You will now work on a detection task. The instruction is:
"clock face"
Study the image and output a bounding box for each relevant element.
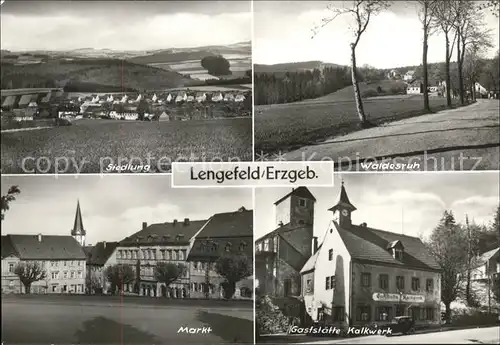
[341,209,349,216]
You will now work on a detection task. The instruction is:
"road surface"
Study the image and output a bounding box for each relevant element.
[283,100,500,171]
[302,326,499,344]
[1,296,253,344]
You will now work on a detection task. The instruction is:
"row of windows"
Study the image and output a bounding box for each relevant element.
[201,241,248,253]
[361,273,434,292]
[356,305,437,322]
[192,262,216,271]
[256,237,278,252]
[117,249,187,261]
[50,271,84,279]
[51,284,84,293]
[140,266,188,278]
[49,260,83,267]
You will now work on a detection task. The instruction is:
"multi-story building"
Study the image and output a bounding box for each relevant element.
[1,235,22,294]
[300,182,442,327]
[115,218,207,298]
[187,207,254,300]
[86,241,119,294]
[472,247,500,281]
[4,233,86,294]
[255,187,316,298]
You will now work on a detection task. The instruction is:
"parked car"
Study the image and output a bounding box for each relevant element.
[386,316,415,336]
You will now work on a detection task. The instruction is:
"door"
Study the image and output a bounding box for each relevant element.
[284,279,292,296]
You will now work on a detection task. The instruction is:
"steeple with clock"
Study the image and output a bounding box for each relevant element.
[328,181,356,227]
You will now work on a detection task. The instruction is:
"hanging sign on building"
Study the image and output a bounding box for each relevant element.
[372,292,425,303]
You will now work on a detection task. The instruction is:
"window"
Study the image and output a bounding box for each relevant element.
[273,237,278,252]
[376,307,392,321]
[410,307,421,320]
[356,306,371,321]
[425,308,435,321]
[9,280,14,287]
[361,273,371,287]
[51,272,58,279]
[78,271,83,278]
[63,271,68,279]
[179,251,184,260]
[396,276,405,290]
[257,242,262,251]
[70,271,75,279]
[426,279,434,293]
[299,198,306,207]
[328,249,333,261]
[325,276,335,290]
[394,249,403,260]
[78,261,81,266]
[306,279,312,293]
[52,285,57,292]
[333,307,345,321]
[64,261,67,267]
[193,262,198,270]
[172,251,177,260]
[8,263,14,273]
[411,277,420,291]
[379,274,389,290]
[395,305,405,317]
[264,239,269,251]
[325,276,331,290]
[298,219,305,225]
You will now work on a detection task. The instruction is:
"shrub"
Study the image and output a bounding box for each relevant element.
[256,296,290,335]
[362,89,379,98]
[376,86,384,93]
[55,118,72,126]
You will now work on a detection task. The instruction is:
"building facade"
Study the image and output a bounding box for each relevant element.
[255,187,316,298]
[187,208,254,300]
[86,241,119,294]
[300,183,442,327]
[1,236,22,294]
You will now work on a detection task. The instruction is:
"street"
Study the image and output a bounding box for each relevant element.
[283,99,500,171]
[1,296,254,344]
[301,326,500,344]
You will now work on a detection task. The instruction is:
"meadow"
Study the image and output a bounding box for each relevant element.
[254,95,457,155]
[1,117,252,173]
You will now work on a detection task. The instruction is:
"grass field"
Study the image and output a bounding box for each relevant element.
[1,294,253,344]
[1,118,252,173]
[255,94,458,155]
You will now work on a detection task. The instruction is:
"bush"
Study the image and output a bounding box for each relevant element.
[256,296,290,335]
[55,118,72,126]
[362,89,379,98]
[376,86,384,93]
[452,310,498,326]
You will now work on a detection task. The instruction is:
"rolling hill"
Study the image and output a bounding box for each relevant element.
[0,58,194,91]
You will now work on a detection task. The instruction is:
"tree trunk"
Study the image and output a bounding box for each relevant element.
[25,283,31,294]
[445,34,452,108]
[423,27,430,112]
[350,44,367,124]
[457,35,465,105]
[445,302,451,324]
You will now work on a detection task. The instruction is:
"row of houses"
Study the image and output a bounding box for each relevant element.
[255,185,500,328]
[80,91,248,106]
[1,201,254,300]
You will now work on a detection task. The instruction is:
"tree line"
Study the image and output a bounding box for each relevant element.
[254,66,353,105]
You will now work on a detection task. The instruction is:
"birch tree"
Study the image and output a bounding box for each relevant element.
[312,0,392,127]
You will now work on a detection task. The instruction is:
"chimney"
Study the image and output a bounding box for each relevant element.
[142,222,147,230]
[38,233,43,242]
[103,241,106,249]
[184,218,190,226]
[312,236,318,255]
[173,219,178,226]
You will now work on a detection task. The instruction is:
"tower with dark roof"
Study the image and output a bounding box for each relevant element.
[328,181,357,227]
[71,200,86,246]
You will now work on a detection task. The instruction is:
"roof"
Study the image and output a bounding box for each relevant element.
[87,241,119,266]
[1,235,19,259]
[336,223,441,271]
[274,187,316,205]
[300,245,322,274]
[477,247,500,266]
[187,209,253,260]
[256,222,312,242]
[328,182,356,212]
[7,234,86,260]
[120,219,208,246]
[194,208,253,238]
[71,200,86,236]
[2,95,17,108]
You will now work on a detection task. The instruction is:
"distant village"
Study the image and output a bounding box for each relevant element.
[0,89,252,123]
[386,69,492,98]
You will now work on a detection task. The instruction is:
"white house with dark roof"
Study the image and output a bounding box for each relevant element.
[196,92,207,103]
[211,92,223,102]
[4,234,86,294]
[472,247,500,281]
[175,91,188,103]
[403,70,415,82]
[224,93,235,102]
[300,183,441,328]
[235,93,246,103]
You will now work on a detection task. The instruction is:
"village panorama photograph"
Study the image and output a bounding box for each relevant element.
[1,175,254,344]
[253,0,500,171]
[254,173,500,344]
[0,0,252,174]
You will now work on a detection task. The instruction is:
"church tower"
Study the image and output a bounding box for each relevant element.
[71,200,86,246]
[328,181,357,228]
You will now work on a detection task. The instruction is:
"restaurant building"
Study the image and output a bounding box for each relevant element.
[300,182,442,327]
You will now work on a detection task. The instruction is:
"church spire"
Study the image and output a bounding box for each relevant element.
[71,200,86,246]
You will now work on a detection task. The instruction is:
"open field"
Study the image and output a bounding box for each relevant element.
[255,95,458,155]
[1,294,254,344]
[164,84,252,92]
[1,117,252,173]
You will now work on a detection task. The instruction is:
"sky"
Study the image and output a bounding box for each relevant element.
[255,172,500,241]
[253,1,500,68]
[1,175,253,246]
[0,1,251,51]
